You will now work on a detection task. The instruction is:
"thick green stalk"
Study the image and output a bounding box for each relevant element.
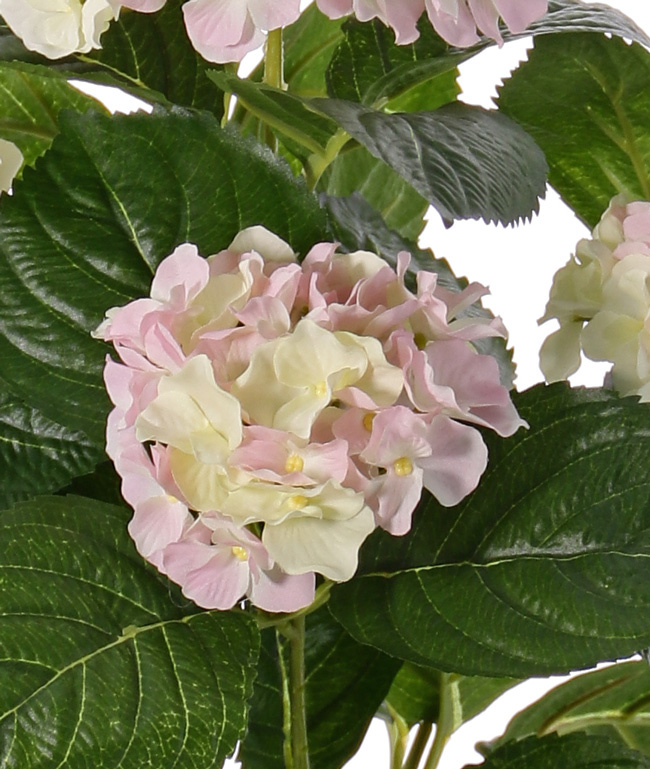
[402,722,433,769]
[264,27,285,89]
[288,615,310,769]
[422,674,461,769]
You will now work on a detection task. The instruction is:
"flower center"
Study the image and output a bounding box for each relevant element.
[393,457,413,476]
[285,453,304,473]
[362,412,375,432]
[231,546,248,561]
[288,494,309,511]
[313,380,328,398]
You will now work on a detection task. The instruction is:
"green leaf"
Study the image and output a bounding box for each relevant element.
[84,0,223,115]
[58,460,125,508]
[283,4,346,98]
[312,99,548,225]
[239,606,400,769]
[0,495,260,768]
[322,192,516,388]
[0,61,102,168]
[479,733,650,768]
[324,1,649,110]
[209,71,338,158]
[0,106,326,444]
[386,663,517,728]
[488,661,650,755]
[0,384,101,510]
[498,33,650,227]
[326,17,460,109]
[319,144,428,239]
[330,384,650,677]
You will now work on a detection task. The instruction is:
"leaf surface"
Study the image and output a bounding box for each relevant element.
[313,99,548,225]
[498,33,650,227]
[0,495,260,768]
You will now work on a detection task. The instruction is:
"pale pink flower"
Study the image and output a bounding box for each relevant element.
[316,0,548,48]
[98,226,523,612]
[122,0,301,62]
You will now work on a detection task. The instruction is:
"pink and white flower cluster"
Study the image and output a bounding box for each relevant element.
[316,0,548,47]
[540,195,650,401]
[96,226,525,613]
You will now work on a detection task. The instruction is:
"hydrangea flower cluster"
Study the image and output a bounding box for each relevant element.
[96,226,525,613]
[316,0,548,48]
[0,0,548,62]
[540,195,650,400]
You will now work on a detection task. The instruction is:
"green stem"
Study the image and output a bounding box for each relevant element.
[304,129,350,190]
[402,722,433,769]
[385,703,409,769]
[288,615,310,769]
[264,27,285,89]
[422,674,460,769]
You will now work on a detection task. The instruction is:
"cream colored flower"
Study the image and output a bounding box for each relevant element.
[0,139,22,193]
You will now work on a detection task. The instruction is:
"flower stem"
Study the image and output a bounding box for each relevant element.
[402,721,433,769]
[264,27,285,89]
[287,615,310,769]
[422,674,460,769]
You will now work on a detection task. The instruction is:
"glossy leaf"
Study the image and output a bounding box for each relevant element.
[0,495,260,768]
[325,1,649,109]
[240,606,400,769]
[0,106,326,444]
[489,661,650,755]
[479,733,650,768]
[322,192,516,388]
[330,384,650,677]
[84,0,223,114]
[386,663,517,728]
[313,99,548,225]
[498,33,650,227]
[0,61,102,168]
[0,384,101,509]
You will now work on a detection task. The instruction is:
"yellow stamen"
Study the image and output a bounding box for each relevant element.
[362,412,376,432]
[313,380,328,398]
[285,453,304,473]
[231,546,248,561]
[166,494,179,504]
[288,494,309,511]
[393,457,414,476]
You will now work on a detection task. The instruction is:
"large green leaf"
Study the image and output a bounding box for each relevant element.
[240,606,400,769]
[325,1,649,110]
[0,495,260,768]
[0,384,101,510]
[0,61,102,168]
[330,384,650,677]
[83,0,223,114]
[322,192,516,388]
[312,99,548,225]
[479,733,650,768]
[489,661,650,755]
[386,663,517,728]
[498,33,650,227]
[0,106,326,444]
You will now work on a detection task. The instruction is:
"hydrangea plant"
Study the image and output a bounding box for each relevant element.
[1,2,650,769]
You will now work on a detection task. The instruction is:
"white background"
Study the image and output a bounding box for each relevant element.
[74,2,650,766]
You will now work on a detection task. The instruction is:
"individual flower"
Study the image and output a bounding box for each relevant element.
[0,139,22,194]
[120,0,301,63]
[315,0,548,48]
[0,0,120,58]
[96,225,524,612]
[540,194,650,400]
